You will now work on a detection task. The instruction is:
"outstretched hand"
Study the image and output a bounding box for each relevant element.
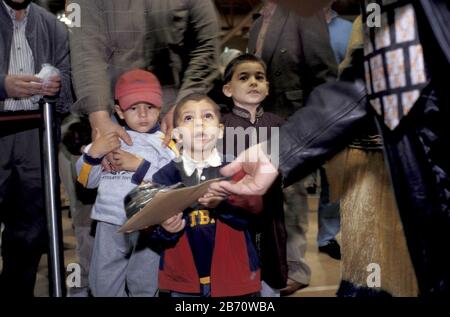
[209,143,279,196]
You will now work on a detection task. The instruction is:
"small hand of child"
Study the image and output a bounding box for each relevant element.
[198,192,227,209]
[88,128,121,159]
[111,149,142,172]
[161,212,186,233]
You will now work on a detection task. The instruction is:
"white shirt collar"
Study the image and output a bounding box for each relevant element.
[181,148,222,177]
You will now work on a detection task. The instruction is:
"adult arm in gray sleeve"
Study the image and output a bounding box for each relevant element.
[68,0,111,115]
[175,0,220,103]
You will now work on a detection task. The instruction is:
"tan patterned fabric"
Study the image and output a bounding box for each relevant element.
[364,1,428,130]
[338,148,418,296]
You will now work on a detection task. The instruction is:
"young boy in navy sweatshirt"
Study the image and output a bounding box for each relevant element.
[149,93,261,297]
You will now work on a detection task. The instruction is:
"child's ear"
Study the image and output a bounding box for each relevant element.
[222,83,233,98]
[115,105,125,120]
[265,81,270,96]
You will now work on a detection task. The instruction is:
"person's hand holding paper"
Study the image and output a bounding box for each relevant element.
[161,212,186,233]
[119,178,222,233]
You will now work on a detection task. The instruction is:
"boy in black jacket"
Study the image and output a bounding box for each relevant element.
[221,54,287,297]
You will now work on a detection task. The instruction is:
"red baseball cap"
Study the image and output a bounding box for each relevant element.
[115,69,162,111]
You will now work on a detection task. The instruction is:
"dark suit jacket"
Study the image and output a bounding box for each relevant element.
[248,5,338,118]
[0,3,72,113]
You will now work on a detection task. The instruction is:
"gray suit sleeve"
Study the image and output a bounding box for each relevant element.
[69,0,112,115]
[175,0,220,104]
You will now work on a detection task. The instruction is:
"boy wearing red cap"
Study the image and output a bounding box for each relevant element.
[75,69,177,297]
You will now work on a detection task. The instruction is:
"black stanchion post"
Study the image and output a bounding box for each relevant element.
[41,99,65,297]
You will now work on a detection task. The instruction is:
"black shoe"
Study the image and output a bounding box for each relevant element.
[319,239,341,260]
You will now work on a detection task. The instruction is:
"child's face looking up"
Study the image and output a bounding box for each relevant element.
[115,103,160,133]
[223,61,269,108]
[174,100,223,157]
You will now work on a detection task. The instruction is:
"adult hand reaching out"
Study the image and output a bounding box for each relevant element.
[209,143,279,196]
[87,128,121,159]
[89,110,132,171]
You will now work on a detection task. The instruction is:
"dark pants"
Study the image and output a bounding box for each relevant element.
[0,119,48,297]
[380,86,450,295]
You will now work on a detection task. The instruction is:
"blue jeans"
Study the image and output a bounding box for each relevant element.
[317,167,340,247]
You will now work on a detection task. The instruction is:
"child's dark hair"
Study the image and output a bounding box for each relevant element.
[223,53,267,84]
[173,93,221,127]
